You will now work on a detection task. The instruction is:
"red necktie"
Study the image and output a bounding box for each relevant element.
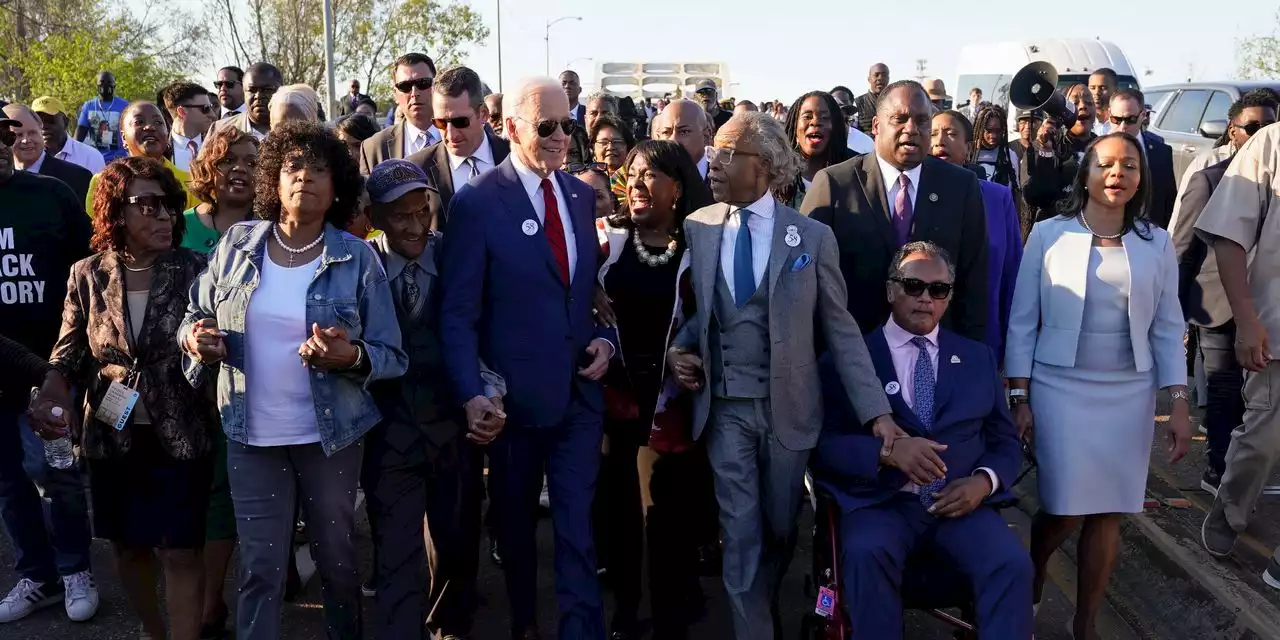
[540,178,570,284]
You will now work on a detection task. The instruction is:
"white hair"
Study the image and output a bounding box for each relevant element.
[724,112,803,192]
[269,84,320,123]
[585,91,618,113]
[509,76,564,122]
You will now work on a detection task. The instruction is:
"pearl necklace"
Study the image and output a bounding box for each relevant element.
[272,224,324,267]
[122,262,153,272]
[632,232,678,267]
[1078,212,1124,240]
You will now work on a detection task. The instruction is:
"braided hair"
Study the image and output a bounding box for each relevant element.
[777,90,851,205]
[969,104,1019,188]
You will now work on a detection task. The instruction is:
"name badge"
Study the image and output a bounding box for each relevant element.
[94,380,139,431]
[815,586,837,618]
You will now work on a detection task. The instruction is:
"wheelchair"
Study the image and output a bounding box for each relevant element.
[800,442,1037,640]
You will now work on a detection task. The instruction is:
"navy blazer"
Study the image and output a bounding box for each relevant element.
[1143,132,1177,229]
[440,157,617,428]
[812,326,1022,515]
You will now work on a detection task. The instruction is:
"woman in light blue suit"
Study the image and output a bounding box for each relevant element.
[1005,133,1192,639]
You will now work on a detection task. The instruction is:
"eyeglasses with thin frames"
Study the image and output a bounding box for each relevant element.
[705,146,760,167]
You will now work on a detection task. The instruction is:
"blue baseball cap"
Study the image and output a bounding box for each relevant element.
[366,159,432,204]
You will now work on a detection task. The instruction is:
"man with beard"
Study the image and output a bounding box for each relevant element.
[31,97,103,174]
[85,101,200,213]
[209,62,279,141]
[855,63,890,133]
[214,66,247,119]
[75,71,129,162]
[800,80,988,343]
[361,53,442,175]
[693,79,731,132]
[0,113,98,626]
[2,104,92,203]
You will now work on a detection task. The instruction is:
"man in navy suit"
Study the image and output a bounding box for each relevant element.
[811,241,1032,640]
[1109,89,1176,228]
[441,76,615,640]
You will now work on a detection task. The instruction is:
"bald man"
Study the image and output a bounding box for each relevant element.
[441,76,616,640]
[3,104,92,203]
[855,63,890,133]
[734,100,759,115]
[653,98,714,182]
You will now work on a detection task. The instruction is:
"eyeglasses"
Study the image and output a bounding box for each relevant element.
[124,194,172,218]
[705,146,760,167]
[1235,121,1274,136]
[432,115,472,131]
[514,116,576,138]
[180,103,213,115]
[394,77,434,94]
[1109,114,1141,126]
[594,137,627,149]
[890,277,953,300]
[569,162,609,175]
[213,80,239,89]
[0,127,14,147]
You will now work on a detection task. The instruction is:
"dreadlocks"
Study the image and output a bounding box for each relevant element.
[969,104,1019,189]
[777,90,851,206]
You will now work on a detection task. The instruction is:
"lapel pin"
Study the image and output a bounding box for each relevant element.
[950,355,961,364]
[521,219,538,236]
[885,381,901,395]
[929,193,939,202]
[571,193,578,199]
[786,224,798,235]
[784,233,801,247]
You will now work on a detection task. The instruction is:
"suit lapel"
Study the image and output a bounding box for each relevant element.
[493,162,562,286]
[932,331,956,418]
[557,171,595,290]
[390,122,405,160]
[433,144,455,203]
[910,160,942,242]
[857,155,898,249]
[766,204,799,297]
[695,204,727,316]
[866,330,924,434]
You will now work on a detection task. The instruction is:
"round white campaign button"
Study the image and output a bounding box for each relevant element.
[885,381,901,395]
[784,233,801,247]
[521,219,539,236]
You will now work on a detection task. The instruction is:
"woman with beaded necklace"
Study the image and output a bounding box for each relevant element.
[592,140,714,640]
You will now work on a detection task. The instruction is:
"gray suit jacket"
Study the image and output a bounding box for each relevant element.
[676,201,891,450]
[208,112,266,140]
[359,121,407,175]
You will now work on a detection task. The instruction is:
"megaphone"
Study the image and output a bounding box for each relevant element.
[1011,61,1077,130]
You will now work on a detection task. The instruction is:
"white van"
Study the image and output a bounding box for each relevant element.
[954,39,1141,133]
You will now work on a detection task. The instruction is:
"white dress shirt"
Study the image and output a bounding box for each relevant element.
[510,153,578,282]
[171,132,202,171]
[404,121,442,156]
[847,125,875,154]
[719,191,776,301]
[883,315,999,495]
[876,154,922,218]
[448,134,495,188]
[23,151,46,173]
[51,137,105,174]
[696,156,709,180]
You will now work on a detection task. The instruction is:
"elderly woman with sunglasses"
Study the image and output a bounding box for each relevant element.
[178,121,406,640]
[32,157,217,640]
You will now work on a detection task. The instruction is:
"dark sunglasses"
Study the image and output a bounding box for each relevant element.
[212,80,239,89]
[891,277,953,300]
[180,103,213,114]
[432,115,472,130]
[0,127,14,147]
[1235,121,1274,136]
[518,116,576,138]
[394,77,434,93]
[1109,114,1141,126]
[124,194,171,218]
[569,162,609,175]
[839,104,857,117]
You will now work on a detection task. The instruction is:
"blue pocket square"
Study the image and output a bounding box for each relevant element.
[791,254,812,271]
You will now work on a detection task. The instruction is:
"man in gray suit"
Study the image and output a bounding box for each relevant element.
[666,112,900,640]
[360,52,442,175]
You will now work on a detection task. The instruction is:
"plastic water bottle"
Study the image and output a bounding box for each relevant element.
[43,407,74,470]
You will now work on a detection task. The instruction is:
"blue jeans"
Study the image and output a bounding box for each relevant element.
[0,407,92,582]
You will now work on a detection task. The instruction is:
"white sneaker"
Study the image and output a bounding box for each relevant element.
[62,571,98,622]
[0,578,62,623]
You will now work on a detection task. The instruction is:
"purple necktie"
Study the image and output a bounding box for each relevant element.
[893,173,914,246]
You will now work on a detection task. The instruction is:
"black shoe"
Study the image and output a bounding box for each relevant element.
[489,538,503,567]
[1202,468,1222,496]
[697,543,722,576]
[283,556,302,602]
[609,632,636,640]
[199,604,229,640]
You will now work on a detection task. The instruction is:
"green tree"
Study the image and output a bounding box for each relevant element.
[210,0,489,109]
[1236,9,1280,79]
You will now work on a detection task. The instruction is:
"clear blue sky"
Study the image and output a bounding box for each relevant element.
[152,0,1280,100]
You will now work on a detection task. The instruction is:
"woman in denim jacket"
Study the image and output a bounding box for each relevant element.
[178,121,407,640]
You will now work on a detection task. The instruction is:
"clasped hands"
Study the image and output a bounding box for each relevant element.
[873,417,987,518]
[185,319,360,371]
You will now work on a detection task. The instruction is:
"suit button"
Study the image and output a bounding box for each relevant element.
[313,294,322,301]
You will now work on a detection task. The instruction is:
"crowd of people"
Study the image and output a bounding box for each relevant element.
[0,50,1277,640]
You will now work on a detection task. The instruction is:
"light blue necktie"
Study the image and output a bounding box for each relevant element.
[911,336,945,508]
[733,209,756,308]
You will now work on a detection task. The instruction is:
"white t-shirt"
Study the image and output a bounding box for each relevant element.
[245,254,323,446]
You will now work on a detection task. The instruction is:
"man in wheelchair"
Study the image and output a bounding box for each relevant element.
[811,241,1033,639]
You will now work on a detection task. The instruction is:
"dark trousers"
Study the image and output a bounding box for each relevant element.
[361,422,481,639]
[0,408,91,583]
[838,495,1033,640]
[1199,322,1245,474]
[490,399,606,639]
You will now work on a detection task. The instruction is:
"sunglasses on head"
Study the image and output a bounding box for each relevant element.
[1235,121,1273,136]
[394,77,434,93]
[517,116,576,138]
[891,277,953,300]
[213,80,239,89]
[0,127,15,147]
[125,194,171,218]
[1109,114,1141,126]
[432,115,472,130]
